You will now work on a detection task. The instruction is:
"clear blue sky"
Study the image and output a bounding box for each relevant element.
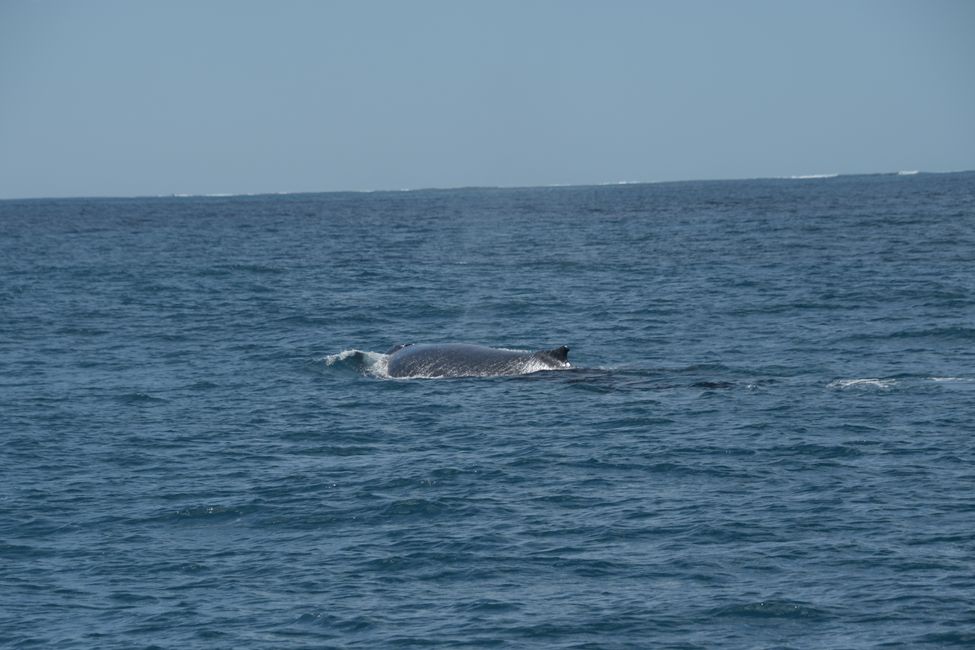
[1,0,973,198]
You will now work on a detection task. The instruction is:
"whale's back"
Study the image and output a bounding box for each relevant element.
[385,343,569,378]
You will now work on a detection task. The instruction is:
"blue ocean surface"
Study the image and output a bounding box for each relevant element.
[2,172,974,648]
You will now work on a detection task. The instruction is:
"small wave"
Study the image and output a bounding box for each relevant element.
[787,173,839,180]
[171,505,255,523]
[116,392,169,404]
[136,504,258,526]
[185,380,219,391]
[709,600,832,620]
[861,327,975,341]
[377,497,463,518]
[827,378,896,390]
[897,170,920,175]
[773,443,863,459]
[210,263,285,275]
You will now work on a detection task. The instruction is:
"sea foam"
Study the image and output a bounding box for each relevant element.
[827,378,897,390]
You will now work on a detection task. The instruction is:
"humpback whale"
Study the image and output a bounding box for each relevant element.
[385,343,570,378]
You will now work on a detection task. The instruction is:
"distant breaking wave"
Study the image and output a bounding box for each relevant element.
[779,171,927,181]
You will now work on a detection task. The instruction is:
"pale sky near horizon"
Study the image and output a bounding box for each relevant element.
[1,0,973,199]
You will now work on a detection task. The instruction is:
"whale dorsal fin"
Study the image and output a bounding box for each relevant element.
[542,345,569,363]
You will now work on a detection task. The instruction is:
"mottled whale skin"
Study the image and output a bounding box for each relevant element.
[385,343,570,378]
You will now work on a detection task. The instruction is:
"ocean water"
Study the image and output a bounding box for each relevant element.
[2,172,974,648]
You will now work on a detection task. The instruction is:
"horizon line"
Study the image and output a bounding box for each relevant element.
[1,168,971,202]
